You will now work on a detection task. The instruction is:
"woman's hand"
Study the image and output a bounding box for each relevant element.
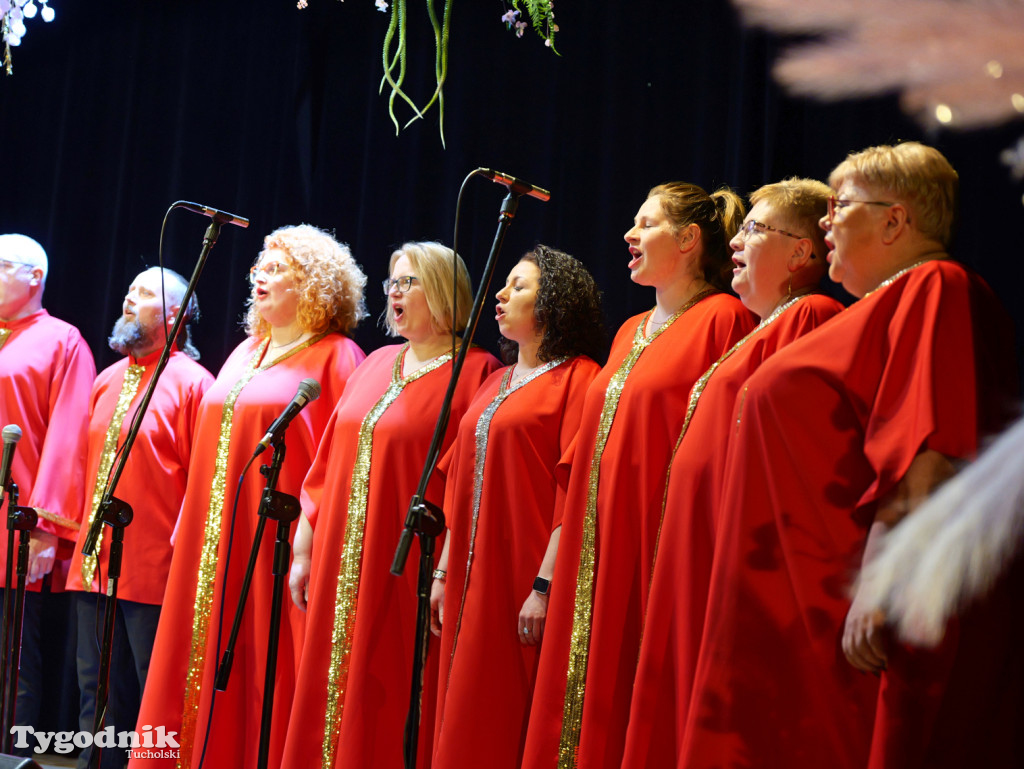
[430,578,446,637]
[289,514,314,611]
[843,588,888,673]
[518,590,548,646]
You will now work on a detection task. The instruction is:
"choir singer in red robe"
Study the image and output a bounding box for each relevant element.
[283,242,500,769]
[429,246,606,769]
[132,225,367,769]
[621,178,844,769]
[521,183,757,769]
[680,142,1018,769]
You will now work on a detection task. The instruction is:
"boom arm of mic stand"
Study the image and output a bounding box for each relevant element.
[83,218,223,557]
[391,192,521,576]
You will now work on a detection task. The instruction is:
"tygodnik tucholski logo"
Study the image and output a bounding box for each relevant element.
[9,724,180,759]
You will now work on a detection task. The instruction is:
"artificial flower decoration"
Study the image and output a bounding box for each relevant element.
[1,0,55,74]
[299,0,558,144]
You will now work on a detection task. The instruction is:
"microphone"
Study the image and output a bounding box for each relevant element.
[477,169,551,202]
[251,379,321,458]
[1,424,22,493]
[172,200,250,229]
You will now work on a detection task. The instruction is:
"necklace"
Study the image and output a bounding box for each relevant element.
[269,330,306,349]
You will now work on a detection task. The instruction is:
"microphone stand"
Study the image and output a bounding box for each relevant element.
[81,217,225,769]
[213,437,300,769]
[0,483,36,754]
[390,189,524,769]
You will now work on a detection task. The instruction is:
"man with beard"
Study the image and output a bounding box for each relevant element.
[66,267,213,769]
[0,233,95,748]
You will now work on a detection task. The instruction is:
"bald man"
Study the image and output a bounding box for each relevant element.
[0,233,96,743]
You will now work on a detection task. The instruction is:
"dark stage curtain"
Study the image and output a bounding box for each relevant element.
[1,0,1020,375]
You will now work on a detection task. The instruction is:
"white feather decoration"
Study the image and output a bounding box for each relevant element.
[856,416,1024,647]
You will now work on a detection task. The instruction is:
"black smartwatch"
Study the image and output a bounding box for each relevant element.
[532,576,551,595]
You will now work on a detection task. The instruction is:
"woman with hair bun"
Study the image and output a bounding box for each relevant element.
[521,183,757,769]
[429,245,606,769]
[134,224,368,769]
[283,241,501,769]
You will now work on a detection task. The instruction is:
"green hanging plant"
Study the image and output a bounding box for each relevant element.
[298,0,559,145]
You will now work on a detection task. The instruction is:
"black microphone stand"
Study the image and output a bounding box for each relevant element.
[390,188,525,769]
[81,217,225,769]
[0,482,36,754]
[213,437,300,769]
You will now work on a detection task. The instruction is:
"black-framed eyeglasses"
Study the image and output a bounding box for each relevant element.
[827,196,896,220]
[382,275,419,295]
[737,219,804,242]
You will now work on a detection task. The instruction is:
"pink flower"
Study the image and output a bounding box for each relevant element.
[375,0,388,10]
[500,9,519,24]
[515,20,527,37]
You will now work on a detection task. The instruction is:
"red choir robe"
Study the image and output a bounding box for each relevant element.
[0,309,95,587]
[131,332,365,769]
[620,294,844,769]
[281,344,500,769]
[433,355,600,769]
[680,260,1018,769]
[65,347,214,604]
[522,293,756,769]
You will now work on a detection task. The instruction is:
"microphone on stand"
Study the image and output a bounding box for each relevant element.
[251,379,321,459]
[0,424,22,494]
[172,200,251,229]
[477,169,551,202]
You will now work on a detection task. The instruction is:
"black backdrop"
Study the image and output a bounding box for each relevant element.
[1,0,1022,374]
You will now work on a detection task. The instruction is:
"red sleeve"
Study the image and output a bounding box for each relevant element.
[860,264,1000,507]
[551,358,601,530]
[30,328,96,545]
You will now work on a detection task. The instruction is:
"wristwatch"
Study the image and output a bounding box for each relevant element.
[532,576,551,595]
[432,569,447,581]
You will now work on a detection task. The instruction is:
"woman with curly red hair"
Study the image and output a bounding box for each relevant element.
[133,224,368,769]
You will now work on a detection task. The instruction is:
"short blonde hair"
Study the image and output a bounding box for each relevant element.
[245,224,367,338]
[750,177,832,259]
[383,241,472,337]
[828,141,958,247]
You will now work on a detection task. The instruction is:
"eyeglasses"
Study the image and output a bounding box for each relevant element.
[248,261,288,284]
[827,196,896,220]
[737,219,804,242]
[0,258,33,273]
[382,276,419,295]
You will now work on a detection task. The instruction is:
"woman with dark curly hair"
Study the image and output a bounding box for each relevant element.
[521,183,757,769]
[134,224,367,769]
[428,246,605,769]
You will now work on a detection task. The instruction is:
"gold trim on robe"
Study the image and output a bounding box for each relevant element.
[558,290,715,769]
[80,363,145,589]
[321,344,454,769]
[442,357,568,708]
[178,332,326,769]
[0,328,11,351]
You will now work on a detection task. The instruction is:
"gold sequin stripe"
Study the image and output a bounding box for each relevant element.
[321,344,454,769]
[80,363,145,589]
[441,358,568,709]
[643,293,815,612]
[0,328,11,351]
[178,332,325,769]
[558,289,715,769]
[865,258,932,297]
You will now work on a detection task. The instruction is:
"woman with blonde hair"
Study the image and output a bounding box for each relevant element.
[133,224,367,769]
[521,183,757,769]
[680,142,1017,769]
[622,178,844,768]
[283,241,500,768]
